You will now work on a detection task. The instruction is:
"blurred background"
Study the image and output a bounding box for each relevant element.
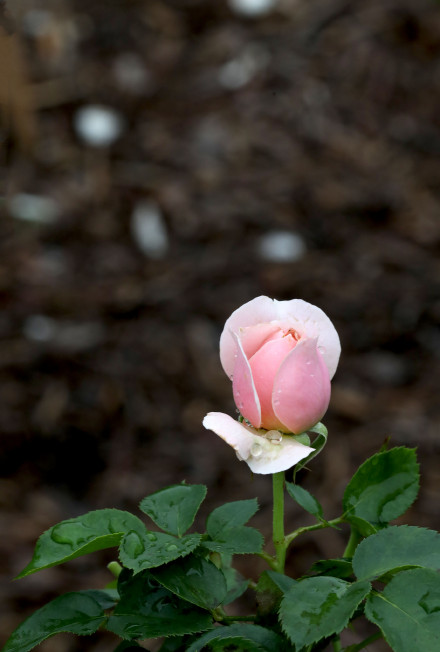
[1,0,440,649]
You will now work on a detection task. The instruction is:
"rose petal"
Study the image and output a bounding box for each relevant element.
[203,412,314,474]
[232,335,261,428]
[220,296,277,378]
[273,299,341,379]
[239,322,282,363]
[248,335,296,431]
[272,338,331,434]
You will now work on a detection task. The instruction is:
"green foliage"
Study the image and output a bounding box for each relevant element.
[256,571,296,615]
[202,526,263,555]
[279,577,371,647]
[119,530,201,573]
[186,624,286,652]
[139,484,207,537]
[365,568,440,651]
[207,499,259,535]
[353,525,440,580]
[285,483,323,519]
[293,422,328,480]
[6,445,440,652]
[220,555,248,605]
[151,554,228,609]
[343,447,419,526]
[345,516,378,537]
[17,509,146,578]
[203,499,263,555]
[106,570,213,639]
[2,590,117,652]
[307,559,353,579]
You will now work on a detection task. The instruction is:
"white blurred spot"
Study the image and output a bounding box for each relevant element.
[21,9,53,36]
[113,53,151,95]
[228,0,278,18]
[74,105,124,147]
[23,316,105,351]
[23,315,57,342]
[8,194,59,224]
[257,230,306,262]
[131,201,169,259]
[219,44,269,89]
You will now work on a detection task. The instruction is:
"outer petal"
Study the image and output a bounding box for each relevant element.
[273,338,331,434]
[220,296,277,378]
[232,335,261,428]
[203,412,314,475]
[273,299,340,379]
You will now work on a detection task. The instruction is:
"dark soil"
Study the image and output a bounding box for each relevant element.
[1,0,440,650]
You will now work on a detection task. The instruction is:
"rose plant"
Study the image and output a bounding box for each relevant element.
[3,297,440,652]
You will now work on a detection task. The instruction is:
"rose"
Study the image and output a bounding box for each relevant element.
[203,296,341,474]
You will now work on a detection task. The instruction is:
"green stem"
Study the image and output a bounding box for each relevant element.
[332,635,342,651]
[346,631,382,651]
[285,517,344,547]
[221,615,258,623]
[273,471,286,572]
[343,526,363,559]
[257,550,278,570]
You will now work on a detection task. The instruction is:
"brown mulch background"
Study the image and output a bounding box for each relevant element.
[1,0,440,650]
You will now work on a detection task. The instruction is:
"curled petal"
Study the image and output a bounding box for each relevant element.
[273,299,341,379]
[203,412,314,475]
[220,296,277,378]
[273,338,331,434]
[248,335,296,431]
[232,335,261,428]
[238,322,282,365]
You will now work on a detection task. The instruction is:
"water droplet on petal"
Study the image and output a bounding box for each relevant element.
[266,430,283,445]
[250,443,263,457]
[318,345,326,354]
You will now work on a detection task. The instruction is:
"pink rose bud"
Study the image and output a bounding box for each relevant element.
[220,296,340,434]
[203,296,340,474]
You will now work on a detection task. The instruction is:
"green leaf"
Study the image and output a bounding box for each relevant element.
[119,530,201,573]
[353,525,440,581]
[202,526,263,555]
[17,509,146,578]
[159,637,188,651]
[256,571,296,615]
[107,571,213,639]
[204,499,262,555]
[139,484,207,537]
[206,499,259,537]
[151,554,227,609]
[343,447,419,526]
[293,422,327,480]
[265,570,296,594]
[186,624,285,652]
[285,483,323,519]
[365,568,440,651]
[2,590,116,652]
[346,516,378,538]
[279,577,371,647]
[221,561,248,605]
[307,559,353,579]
